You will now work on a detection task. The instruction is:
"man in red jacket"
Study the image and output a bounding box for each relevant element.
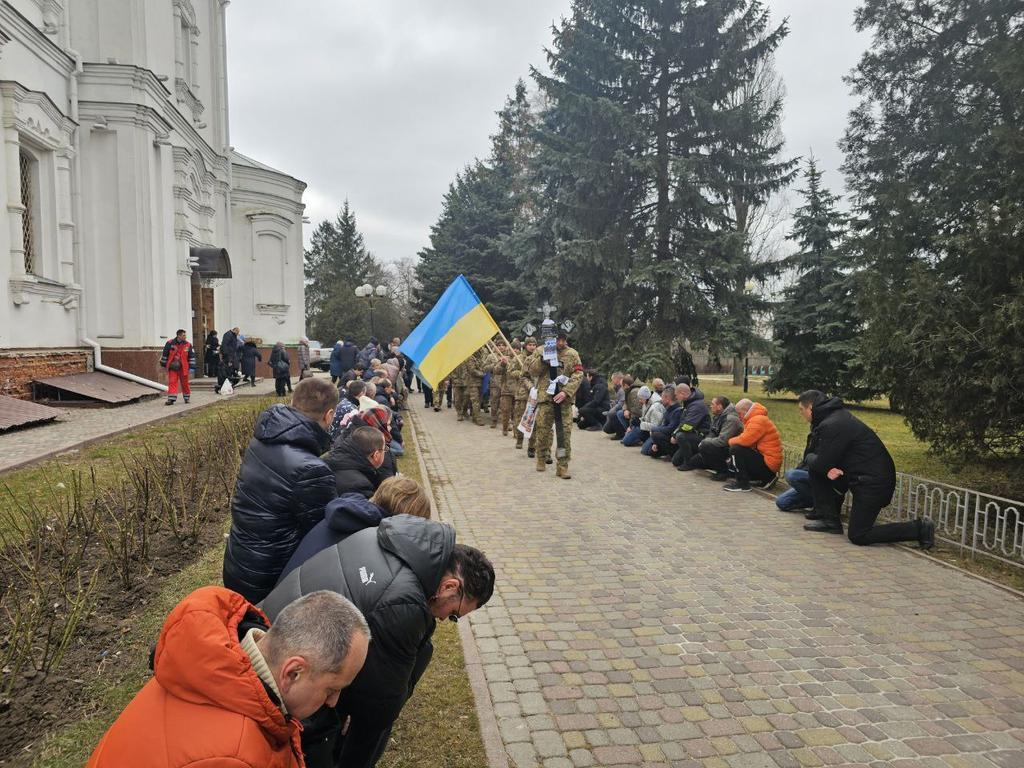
[160,329,196,405]
[87,587,370,768]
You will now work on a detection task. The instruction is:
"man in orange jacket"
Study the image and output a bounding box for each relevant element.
[725,399,783,492]
[87,587,369,768]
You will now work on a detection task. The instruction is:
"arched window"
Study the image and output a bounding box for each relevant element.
[19,148,39,275]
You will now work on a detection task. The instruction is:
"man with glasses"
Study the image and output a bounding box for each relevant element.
[260,515,495,768]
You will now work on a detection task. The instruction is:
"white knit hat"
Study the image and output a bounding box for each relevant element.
[638,386,652,400]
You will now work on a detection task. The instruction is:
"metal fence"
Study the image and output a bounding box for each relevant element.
[778,444,1024,571]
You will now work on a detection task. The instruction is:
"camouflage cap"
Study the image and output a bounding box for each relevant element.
[524,336,538,345]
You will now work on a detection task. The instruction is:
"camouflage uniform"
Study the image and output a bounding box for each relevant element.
[485,347,513,432]
[510,346,536,450]
[451,360,469,421]
[463,349,486,425]
[527,342,584,477]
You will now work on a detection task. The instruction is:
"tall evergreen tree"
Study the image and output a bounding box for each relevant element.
[843,0,1024,457]
[522,0,791,366]
[766,160,877,400]
[304,201,401,343]
[414,83,535,332]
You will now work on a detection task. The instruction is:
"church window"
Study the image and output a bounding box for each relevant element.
[19,148,39,275]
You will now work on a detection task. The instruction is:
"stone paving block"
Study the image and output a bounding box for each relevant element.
[413,412,1024,768]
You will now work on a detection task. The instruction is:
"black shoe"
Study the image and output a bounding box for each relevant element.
[709,471,730,482]
[919,518,935,550]
[527,449,535,458]
[676,464,695,472]
[804,511,824,520]
[758,474,778,490]
[804,519,844,534]
[214,388,220,394]
[183,397,190,404]
[165,398,175,405]
[546,458,553,465]
[723,481,752,493]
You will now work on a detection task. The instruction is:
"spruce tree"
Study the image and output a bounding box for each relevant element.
[843,0,1024,457]
[766,160,877,400]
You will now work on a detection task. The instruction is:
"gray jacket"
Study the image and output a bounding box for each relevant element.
[639,400,666,432]
[699,404,743,450]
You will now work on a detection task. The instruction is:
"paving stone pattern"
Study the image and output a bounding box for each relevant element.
[0,378,280,473]
[415,409,1024,768]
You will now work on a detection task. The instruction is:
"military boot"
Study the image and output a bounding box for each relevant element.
[515,436,523,449]
[527,447,535,458]
[556,464,572,480]
[536,457,547,472]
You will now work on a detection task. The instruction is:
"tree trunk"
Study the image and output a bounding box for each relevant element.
[732,354,744,387]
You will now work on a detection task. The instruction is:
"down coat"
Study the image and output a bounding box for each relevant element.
[87,587,302,768]
[699,404,744,450]
[223,404,336,604]
[728,402,783,472]
[261,515,455,768]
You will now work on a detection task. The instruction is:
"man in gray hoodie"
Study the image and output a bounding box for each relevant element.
[681,395,743,479]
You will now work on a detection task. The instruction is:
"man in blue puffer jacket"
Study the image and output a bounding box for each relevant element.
[223,378,338,603]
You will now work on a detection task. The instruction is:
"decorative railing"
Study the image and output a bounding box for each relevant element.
[778,444,1024,570]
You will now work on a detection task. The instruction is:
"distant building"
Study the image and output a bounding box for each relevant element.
[0,0,306,396]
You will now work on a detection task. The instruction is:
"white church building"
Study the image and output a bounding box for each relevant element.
[0,0,307,396]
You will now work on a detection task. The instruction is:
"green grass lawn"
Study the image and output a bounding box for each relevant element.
[698,376,1022,499]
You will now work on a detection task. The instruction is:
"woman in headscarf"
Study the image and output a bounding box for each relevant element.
[268,341,292,396]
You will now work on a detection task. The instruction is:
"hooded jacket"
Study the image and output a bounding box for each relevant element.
[728,402,783,471]
[675,388,711,435]
[223,404,336,604]
[261,516,455,768]
[805,397,896,490]
[87,587,302,768]
[700,404,744,450]
[582,375,610,412]
[324,437,384,498]
[220,329,240,366]
[278,493,385,581]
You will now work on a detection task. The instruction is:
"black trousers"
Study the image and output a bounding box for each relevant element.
[274,376,291,396]
[578,404,605,429]
[216,363,238,389]
[730,445,776,484]
[808,472,918,545]
[687,443,730,472]
[671,432,702,467]
[423,383,434,408]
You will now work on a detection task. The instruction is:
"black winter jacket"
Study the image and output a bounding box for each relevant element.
[223,405,335,603]
[220,329,240,366]
[676,388,711,435]
[583,376,610,411]
[324,437,383,498]
[278,493,384,581]
[261,516,455,768]
[805,397,896,490]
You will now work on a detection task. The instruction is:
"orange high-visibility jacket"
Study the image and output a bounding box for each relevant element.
[728,402,783,472]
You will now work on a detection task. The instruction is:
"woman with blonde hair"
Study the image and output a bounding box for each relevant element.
[278,476,431,580]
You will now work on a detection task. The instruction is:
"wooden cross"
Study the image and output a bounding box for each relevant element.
[537,302,558,319]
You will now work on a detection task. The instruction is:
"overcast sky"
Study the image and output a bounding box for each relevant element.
[227,1,868,262]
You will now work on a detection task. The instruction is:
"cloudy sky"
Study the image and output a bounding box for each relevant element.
[227,1,868,262]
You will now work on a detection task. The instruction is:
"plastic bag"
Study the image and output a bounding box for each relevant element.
[220,379,234,395]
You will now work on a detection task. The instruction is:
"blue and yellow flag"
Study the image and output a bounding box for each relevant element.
[401,275,500,389]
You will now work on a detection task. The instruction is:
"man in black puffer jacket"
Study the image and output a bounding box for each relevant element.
[324,425,386,497]
[798,390,934,549]
[223,378,339,603]
[261,515,496,768]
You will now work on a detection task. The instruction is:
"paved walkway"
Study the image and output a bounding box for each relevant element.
[415,409,1024,768]
[0,377,280,473]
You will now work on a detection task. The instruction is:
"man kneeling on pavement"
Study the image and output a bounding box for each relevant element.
[724,399,783,492]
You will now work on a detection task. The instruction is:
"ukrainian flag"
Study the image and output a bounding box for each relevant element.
[401,275,499,389]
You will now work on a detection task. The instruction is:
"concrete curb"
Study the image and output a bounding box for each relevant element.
[408,408,510,768]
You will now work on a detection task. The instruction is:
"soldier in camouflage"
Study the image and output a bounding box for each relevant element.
[510,337,538,451]
[451,359,469,421]
[528,330,584,478]
[485,339,514,433]
[464,348,487,426]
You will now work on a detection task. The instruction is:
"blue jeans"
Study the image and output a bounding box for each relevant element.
[622,427,647,447]
[776,469,813,510]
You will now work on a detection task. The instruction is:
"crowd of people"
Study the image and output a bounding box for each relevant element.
[426,328,936,552]
[95,339,496,768]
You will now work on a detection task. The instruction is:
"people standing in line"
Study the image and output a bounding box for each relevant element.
[160,329,196,405]
[511,337,538,452]
[241,337,262,387]
[270,342,293,397]
[223,378,339,604]
[216,326,241,393]
[85,588,370,768]
[203,330,219,379]
[298,336,312,380]
[798,390,935,549]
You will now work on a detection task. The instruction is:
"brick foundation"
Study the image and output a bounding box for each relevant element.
[101,348,166,383]
[0,349,91,400]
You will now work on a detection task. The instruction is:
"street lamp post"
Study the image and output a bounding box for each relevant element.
[354,283,388,338]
